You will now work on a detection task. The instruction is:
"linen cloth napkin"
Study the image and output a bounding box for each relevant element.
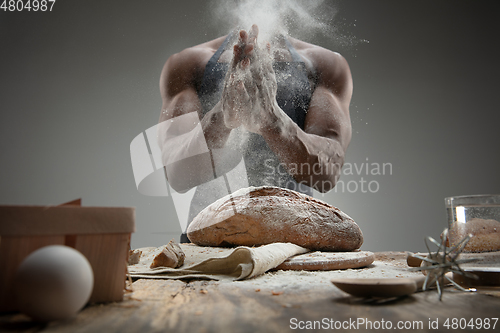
[128,242,309,281]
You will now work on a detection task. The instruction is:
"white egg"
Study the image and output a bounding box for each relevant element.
[14,245,94,322]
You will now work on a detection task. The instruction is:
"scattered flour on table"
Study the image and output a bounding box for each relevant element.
[229,258,424,291]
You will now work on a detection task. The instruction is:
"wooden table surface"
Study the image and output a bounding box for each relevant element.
[1,252,499,333]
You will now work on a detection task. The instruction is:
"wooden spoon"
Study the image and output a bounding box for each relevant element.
[332,274,455,298]
[331,278,419,298]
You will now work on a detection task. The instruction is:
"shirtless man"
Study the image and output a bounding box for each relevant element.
[157,25,352,239]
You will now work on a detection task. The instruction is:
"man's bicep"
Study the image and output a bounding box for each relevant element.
[304,85,352,150]
[158,59,203,151]
[159,51,203,122]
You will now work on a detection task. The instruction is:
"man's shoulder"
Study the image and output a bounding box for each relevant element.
[160,35,229,95]
[292,38,347,70]
[290,37,350,86]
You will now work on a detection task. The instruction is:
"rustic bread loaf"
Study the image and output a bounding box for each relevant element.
[187,186,363,251]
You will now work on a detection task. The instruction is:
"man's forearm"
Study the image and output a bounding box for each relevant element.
[261,109,345,193]
[201,101,233,149]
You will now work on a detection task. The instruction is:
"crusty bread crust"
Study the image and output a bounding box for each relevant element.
[187,186,363,251]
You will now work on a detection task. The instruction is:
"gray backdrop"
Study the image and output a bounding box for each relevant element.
[1,0,499,252]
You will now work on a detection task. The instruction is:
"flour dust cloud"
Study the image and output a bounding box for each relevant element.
[209,0,338,45]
